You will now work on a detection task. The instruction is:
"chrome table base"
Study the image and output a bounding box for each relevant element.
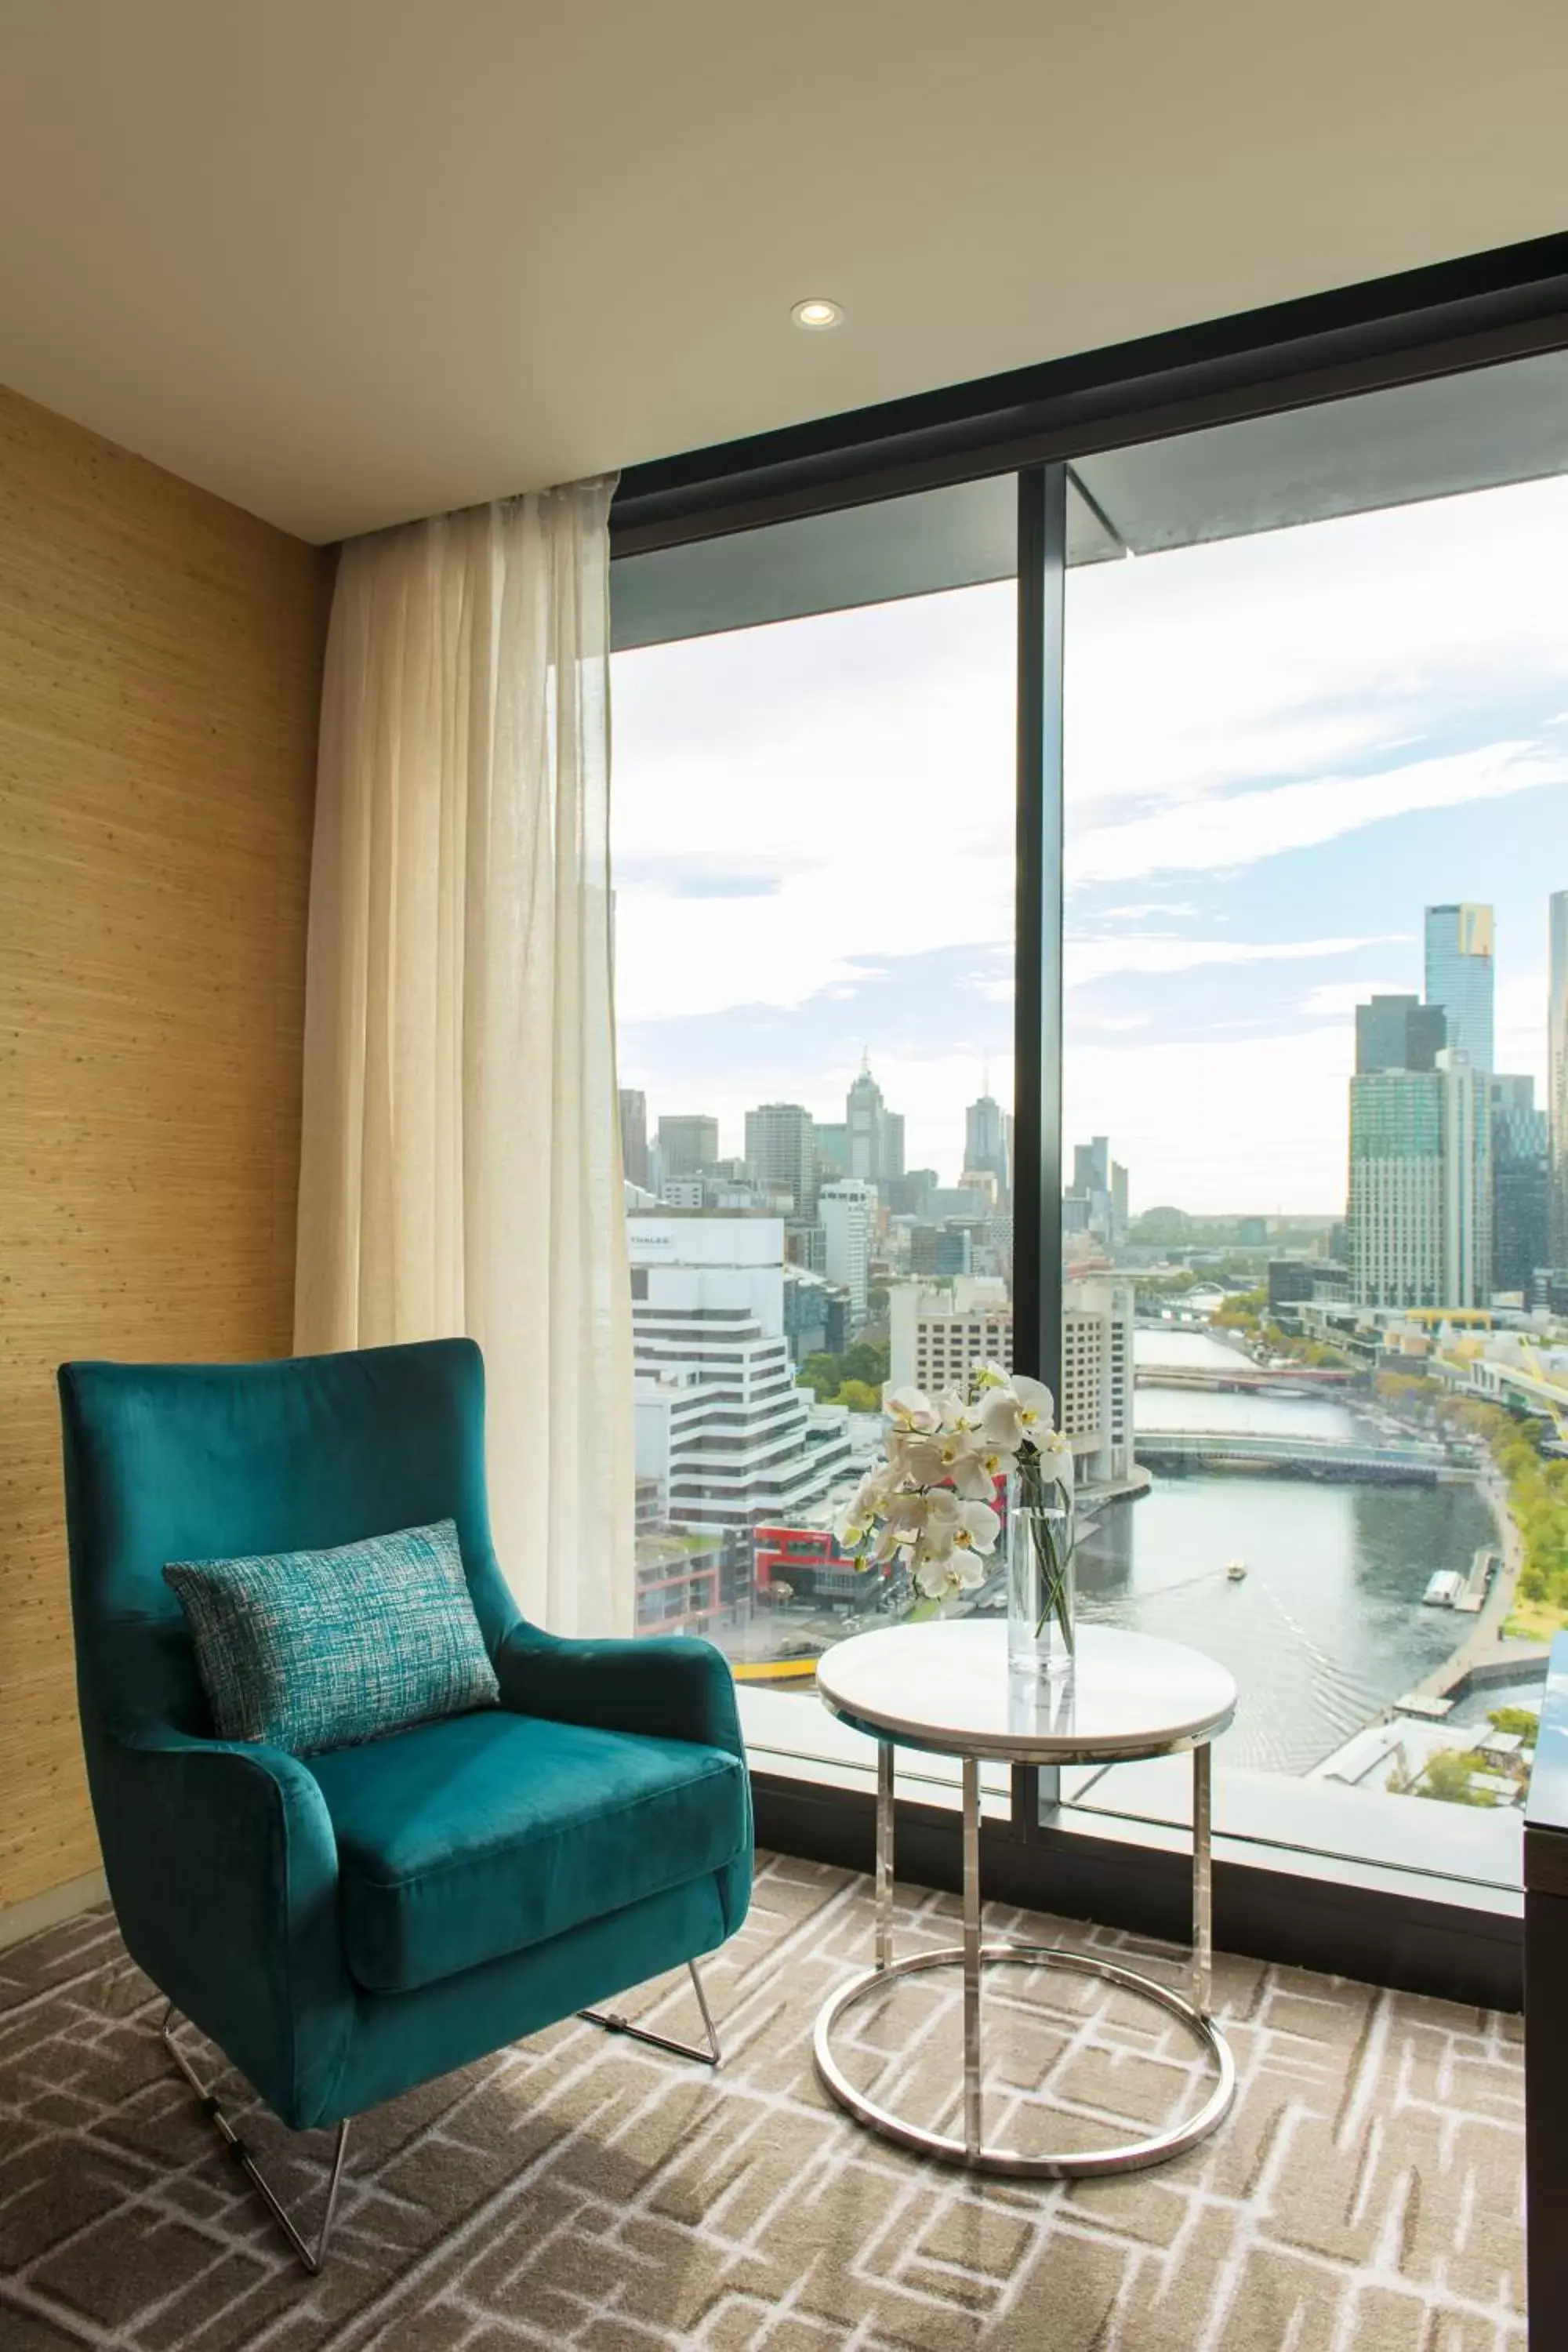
[813,1744,1236,2177]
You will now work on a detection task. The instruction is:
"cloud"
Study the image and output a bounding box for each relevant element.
[1067,741,1566,887]
[615,851,816,899]
[1065,931,1403,987]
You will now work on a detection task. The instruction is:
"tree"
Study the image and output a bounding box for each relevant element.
[1488,1706,1540,1744]
[836,1379,883,1413]
[1416,1749,1496,1807]
[842,1339,889,1388]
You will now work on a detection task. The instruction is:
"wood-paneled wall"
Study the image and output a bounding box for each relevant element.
[0,384,332,1911]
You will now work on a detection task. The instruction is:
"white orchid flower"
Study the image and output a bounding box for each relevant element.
[1035,1429,1076,1490]
[924,1490,1001,1558]
[1011,1374,1055,1431]
[933,1388,970,1432]
[913,1548,956,1599]
[889,1429,949,1487]
[971,1359,1011,1392]
[887,1385,940,1433]
[978,1387,1025,1454]
[942,1421,1011,1500]
[835,1464,897,1548]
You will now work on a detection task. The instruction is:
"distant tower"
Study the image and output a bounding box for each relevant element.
[1424,904,1494,1074]
[819,1179,873,1324]
[618,1089,649,1189]
[1551,891,1568,1265]
[743,1102,818,1216]
[845,1058,905,1186]
[964,1087,1010,1203]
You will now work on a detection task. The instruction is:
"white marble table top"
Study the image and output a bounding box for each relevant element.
[815,1620,1237,1763]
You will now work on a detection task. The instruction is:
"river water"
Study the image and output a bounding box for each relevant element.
[1086,1329,1495,1773]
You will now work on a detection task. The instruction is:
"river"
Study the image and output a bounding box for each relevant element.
[1082,1328,1495,1773]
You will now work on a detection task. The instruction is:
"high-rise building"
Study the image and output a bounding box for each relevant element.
[815,1122,849,1176]
[656,1113,719,1178]
[1063,1135,1128,1252]
[886,1276,1134,1483]
[743,1102,817,1216]
[1347,1049,1491,1308]
[964,1092,1010,1201]
[819,1178,873,1323]
[1062,1279,1137,1485]
[1424,903,1494,1073]
[627,1216,852,1535]
[1552,891,1568,1265]
[1491,1075,1550,1298]
[1355,995,1446,1074]
[845,1059,905,1185]
[618,1088,649,1189]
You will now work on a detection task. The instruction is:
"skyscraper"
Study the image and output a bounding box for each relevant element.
[1355,995,1446,1074]
[964,1091,1010,1200]
[1424,903,1494,1073]
[845,1059,905,1185]
[1552,891,1568,1265]
[656,1114,719,1178]
[743,1102,818,1215]
[1347,1050,1491,1308]
[618,1088,649,1189]
[1063,1136,1128,1252]
[819,1178,873,1323]
[1491,1075,1550,1297]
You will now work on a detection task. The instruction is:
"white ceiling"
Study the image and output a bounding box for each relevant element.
[2,1,1565,546]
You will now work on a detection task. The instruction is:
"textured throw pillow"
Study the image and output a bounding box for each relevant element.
[165,1519,499,1756]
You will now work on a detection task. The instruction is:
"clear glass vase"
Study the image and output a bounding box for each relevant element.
[1007,1468,1076,1677]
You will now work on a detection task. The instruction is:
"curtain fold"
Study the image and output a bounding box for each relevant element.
[295,481,632,1637]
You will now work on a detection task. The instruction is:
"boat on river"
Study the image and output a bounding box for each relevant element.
[1422,1570,1464,1608]
[1225,1559,1248,1581]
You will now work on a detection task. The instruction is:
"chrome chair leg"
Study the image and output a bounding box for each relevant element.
[161,2004,350,2273]
[579,1958,721,2067]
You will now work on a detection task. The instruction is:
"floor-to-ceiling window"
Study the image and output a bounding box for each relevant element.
[608,337,1568,1904]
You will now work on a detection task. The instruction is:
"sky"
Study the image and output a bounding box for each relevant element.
[610,470,1568,1216]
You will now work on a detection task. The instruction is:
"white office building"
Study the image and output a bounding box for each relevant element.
[819,1178,873,1323]
[628,1214,852,1533]
[887,1275,1135,1484]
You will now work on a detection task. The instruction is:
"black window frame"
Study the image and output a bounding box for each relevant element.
[609,232,1568,2009]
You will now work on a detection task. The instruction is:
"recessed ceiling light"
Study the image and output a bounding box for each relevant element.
[792,297,844,331]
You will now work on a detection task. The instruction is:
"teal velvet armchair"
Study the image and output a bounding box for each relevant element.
[58,1338,752,2268]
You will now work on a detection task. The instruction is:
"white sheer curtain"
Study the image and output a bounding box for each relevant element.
[294,480,633,1636]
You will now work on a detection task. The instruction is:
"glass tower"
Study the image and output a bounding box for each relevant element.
[1552,891,1568,1264]
[1423,902,1494,1073]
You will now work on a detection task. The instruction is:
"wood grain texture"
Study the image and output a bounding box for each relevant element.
[0,383,332,1907]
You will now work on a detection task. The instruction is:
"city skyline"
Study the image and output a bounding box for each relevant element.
[612,471,1568,1210]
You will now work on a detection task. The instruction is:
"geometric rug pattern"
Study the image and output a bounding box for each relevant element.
[0,1853,1526,2350]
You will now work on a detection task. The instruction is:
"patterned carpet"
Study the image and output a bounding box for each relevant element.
[0,1852,1526,2350]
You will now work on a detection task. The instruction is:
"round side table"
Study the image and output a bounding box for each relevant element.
[812,1620,1239,2178]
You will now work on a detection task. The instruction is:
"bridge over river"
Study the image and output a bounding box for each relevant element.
[1136,1428,1458,1483]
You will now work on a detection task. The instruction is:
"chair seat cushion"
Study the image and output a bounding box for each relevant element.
[306,1708,748,1994]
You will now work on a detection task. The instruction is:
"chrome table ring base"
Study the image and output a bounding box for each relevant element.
[809,1632,1243,2185]
[813,1940,1236,2177]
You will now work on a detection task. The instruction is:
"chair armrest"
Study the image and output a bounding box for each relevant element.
[493,1628,744,1761]
[99,1726,357,2130]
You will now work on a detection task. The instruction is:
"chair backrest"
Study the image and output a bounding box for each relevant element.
[59,1338,518,1744]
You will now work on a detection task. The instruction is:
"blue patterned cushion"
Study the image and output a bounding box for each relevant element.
[164,1519,500,1756]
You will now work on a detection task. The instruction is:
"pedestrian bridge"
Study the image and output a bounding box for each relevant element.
[1137,1431,1456,1483]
